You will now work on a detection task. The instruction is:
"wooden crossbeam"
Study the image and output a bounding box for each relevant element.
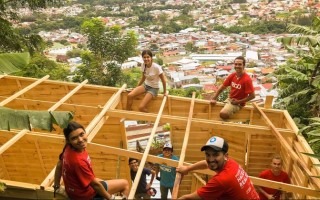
[107,109,296,137]
[0,75,50,106]
[128,93,168,199]
[0,75,6,79]
[0,129,29,154]
[48,79,88,112]
[86,84,126,137]
[172,92,195,198]
[252,102,320,189]
[1,130,318,197]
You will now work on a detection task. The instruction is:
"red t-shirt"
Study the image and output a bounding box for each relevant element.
[223,72,254,106]
[62,145,96,200]
[197,159,260,200]
[258,169,290,200]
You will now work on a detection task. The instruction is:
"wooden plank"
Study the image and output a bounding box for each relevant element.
[128,93,168,199]
[251,177,320,196]
[264,95,273,109]
[107,109,296,137]
[48,79,88,112]
[252,102,320,189]
[0,75,50,106]
[34,140,47,178]
[172,92,196,199]
[86,84,126,137]
[0,130,29,155]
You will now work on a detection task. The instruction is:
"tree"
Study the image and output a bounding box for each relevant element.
[274,16,320,153]
[0,0,62,74]
[13,53,69,80]
[73,18,138,87]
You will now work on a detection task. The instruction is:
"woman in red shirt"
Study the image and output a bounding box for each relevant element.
[53,121,129,200]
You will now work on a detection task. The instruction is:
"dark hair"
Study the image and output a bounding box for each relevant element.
[129,158,138,165]
[59,121,85,160]
[141,49,153,58]
[234,56,246,66]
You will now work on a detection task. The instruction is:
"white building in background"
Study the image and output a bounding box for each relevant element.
[190,52,242,62]
[47,46,73,56]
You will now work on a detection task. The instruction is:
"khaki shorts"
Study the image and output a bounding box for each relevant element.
[221,98,242,117]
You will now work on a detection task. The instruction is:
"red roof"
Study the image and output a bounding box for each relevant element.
[216,65,233,71]
[262,83,273,90]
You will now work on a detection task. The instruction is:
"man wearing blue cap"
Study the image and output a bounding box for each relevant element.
[176,136,259,200]
[155,142,179,200]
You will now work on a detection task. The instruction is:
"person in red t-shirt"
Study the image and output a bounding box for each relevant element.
[176,136,259,200]
[53,121,129,200]
[257,155,290,200]
[210,56,255,120]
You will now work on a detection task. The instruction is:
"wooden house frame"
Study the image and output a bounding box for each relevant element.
[0,75,319,199]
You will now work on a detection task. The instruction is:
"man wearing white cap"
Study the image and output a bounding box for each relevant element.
[155,142,179,200]
[176,136,259,200]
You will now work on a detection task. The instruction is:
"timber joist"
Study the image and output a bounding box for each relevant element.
[0,75,319,199]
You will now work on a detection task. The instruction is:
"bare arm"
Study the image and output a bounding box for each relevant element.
[178,191,201,199]
[90,178,113,200]
[231,92,255,105]
[211,85,227,101]
[159,73,167,95]
[53,160,62,189]
[149,169,156,185]
[257,186,274,200]
[177,160,208,175]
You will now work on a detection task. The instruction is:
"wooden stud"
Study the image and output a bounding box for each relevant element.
[48,79,88,112]
[128,95,168,199]
[0,75,50,106]
[172,92,196,199]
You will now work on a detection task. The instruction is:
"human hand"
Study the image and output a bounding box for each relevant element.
[267,194,275,200]
[146,183,151,190]
[231,99,240,105]
[176,165,189,175]
[210,99,217,105]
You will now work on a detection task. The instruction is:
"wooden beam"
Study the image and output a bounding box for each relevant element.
[86,84,126,135]
[172,92,195,199]
[252,103,320,189]
[87,142,214,176]
[34,140,47,177]
[264,95,273,109]
[128,94,168,199]
[251,176,320,196]
[21,131,320,197]
[16,79,28,110]
[48,79,88,112]
[88,143,320,197]
[0,129,29,154]
[106,109,296,137]
[192,173,206,185]
[0,75,50,106]
[0,75,6,79]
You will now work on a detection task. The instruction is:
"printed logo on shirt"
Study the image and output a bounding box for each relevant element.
[87,155,91,165]
[235,167,249,188]
[160,165,172,172]
[231,81,241,89]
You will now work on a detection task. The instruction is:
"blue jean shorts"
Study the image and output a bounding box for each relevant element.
[144,83,159,97]
[93,181,108,199]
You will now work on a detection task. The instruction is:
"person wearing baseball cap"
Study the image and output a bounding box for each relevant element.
[154,142,179,200]
[177,136,259,200]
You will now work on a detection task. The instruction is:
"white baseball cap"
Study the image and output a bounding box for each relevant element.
[201,136,229,152]
[163,142,173,149]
